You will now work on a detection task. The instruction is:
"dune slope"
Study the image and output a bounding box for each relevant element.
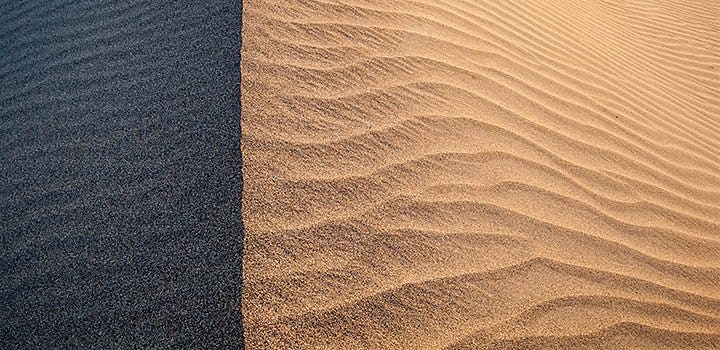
[241,0,720,348]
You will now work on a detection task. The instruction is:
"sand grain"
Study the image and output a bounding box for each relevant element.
[241,0,720,348]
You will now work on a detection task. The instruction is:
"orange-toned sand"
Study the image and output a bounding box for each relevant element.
[240,0,720,348]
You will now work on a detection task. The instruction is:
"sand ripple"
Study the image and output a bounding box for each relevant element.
[241,0,720,348]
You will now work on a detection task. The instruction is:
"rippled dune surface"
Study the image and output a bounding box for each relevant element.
[240,0,720,348]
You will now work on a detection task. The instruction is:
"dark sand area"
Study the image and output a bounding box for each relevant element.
[1,1,243,348]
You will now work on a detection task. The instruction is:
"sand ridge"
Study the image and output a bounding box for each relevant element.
[241,0,720,348]
[0,0,243,347]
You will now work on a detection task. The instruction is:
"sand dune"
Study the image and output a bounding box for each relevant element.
[241,0,720,348]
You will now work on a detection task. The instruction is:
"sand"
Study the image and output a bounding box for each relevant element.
[1,1,242,348]
[240,0,720,348]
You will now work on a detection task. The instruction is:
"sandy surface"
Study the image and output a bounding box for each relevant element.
[1,1,242,348]
[241,0,720,348]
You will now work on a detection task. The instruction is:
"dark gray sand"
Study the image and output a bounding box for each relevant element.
[0,1,242,348]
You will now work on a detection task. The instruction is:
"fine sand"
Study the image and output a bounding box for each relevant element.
[241,0,720,348]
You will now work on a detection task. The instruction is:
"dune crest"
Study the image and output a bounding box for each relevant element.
[241,0,720,348]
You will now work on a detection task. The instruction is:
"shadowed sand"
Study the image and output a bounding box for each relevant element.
[1,1,242,347]
[240,0,720,348]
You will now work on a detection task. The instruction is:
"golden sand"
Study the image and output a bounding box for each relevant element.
[240,0,720,348]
